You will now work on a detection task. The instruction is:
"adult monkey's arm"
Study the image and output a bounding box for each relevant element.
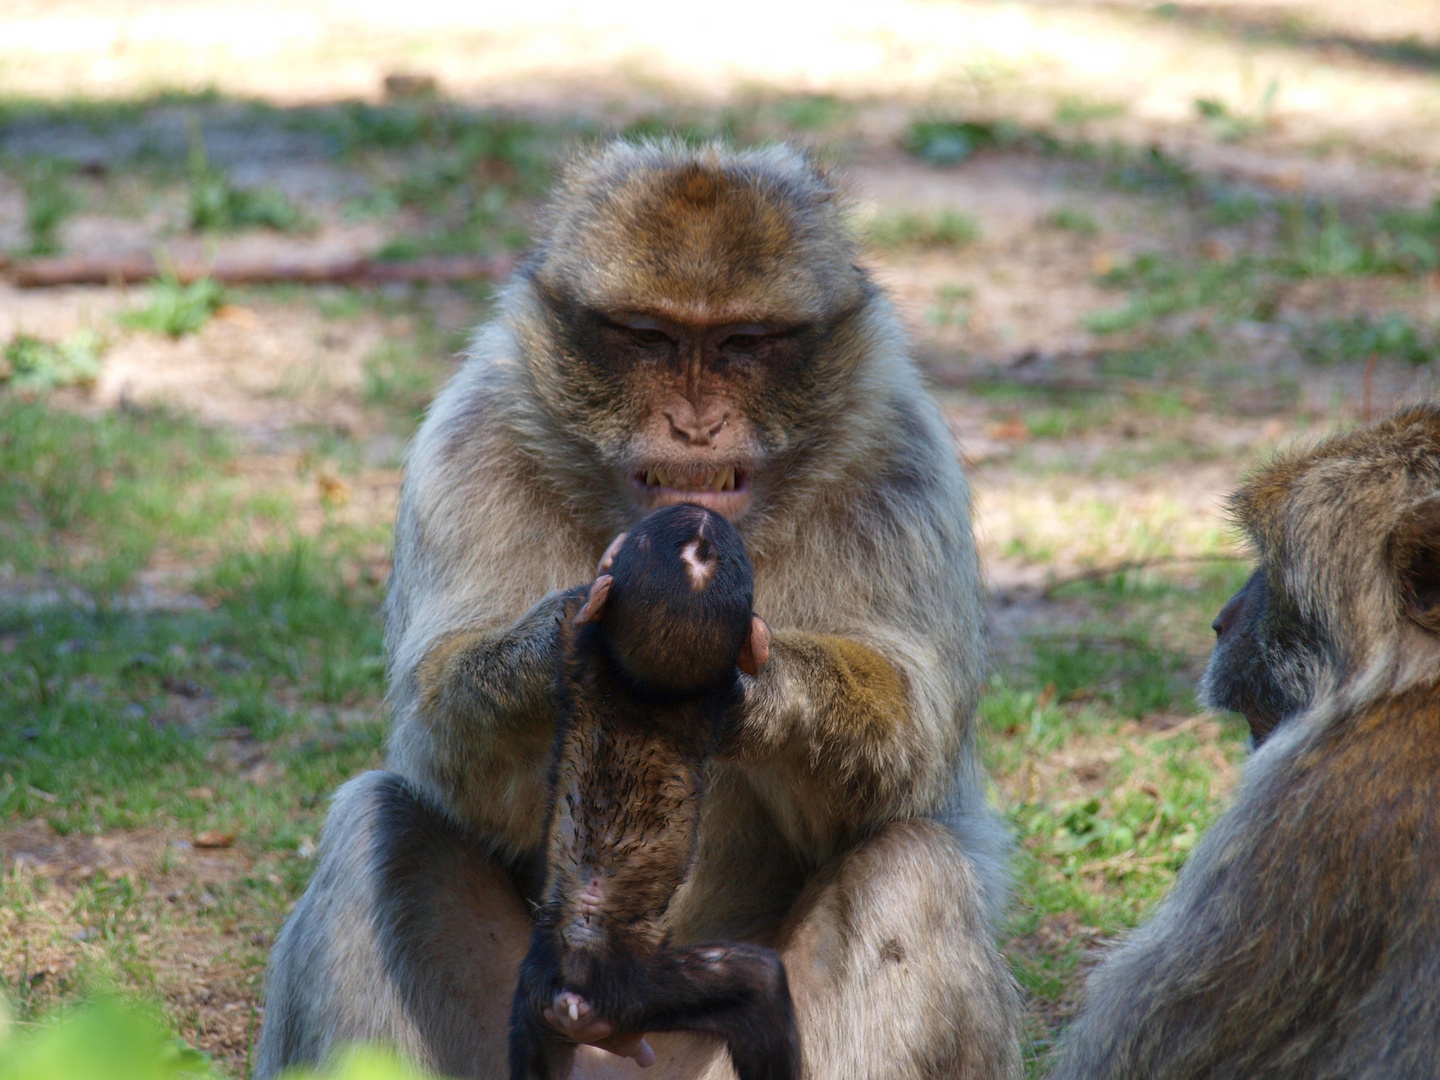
[726,452,984,854]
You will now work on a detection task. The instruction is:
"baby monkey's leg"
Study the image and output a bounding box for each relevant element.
[640,942,801,1080]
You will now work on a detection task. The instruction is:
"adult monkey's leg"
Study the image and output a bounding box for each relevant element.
[780,820,1022,1080]
[254,771,531,1078]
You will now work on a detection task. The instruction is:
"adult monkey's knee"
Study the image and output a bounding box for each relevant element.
[782,820,1022,1080]
[255,770,532,1079]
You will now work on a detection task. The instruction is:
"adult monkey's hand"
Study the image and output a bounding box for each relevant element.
[545,994,656,1068]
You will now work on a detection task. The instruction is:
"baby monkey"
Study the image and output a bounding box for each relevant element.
[509,504,800,1080]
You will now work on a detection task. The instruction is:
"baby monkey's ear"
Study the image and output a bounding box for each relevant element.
[573,575,614,627]
[598,533,629,574]
[737,615,772,677]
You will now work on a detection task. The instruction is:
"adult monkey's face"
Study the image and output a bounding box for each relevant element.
[523,142,872,523]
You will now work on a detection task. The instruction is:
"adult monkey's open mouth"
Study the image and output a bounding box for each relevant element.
[630,464,752,518]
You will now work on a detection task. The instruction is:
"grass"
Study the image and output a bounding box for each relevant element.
[1083,199,1440,339]
[905,117,1050,165]
[1295,313,1439,367]
[2,331,104,393]
[187,136,303,234]
[868,207,981,249]
[1044,206,1100,235]
[119,277,225,338]
[0,393,388,1065]
[16,159,79,256]
[0,398,241,594]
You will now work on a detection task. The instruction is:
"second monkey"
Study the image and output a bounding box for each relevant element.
[508,503,799,1080]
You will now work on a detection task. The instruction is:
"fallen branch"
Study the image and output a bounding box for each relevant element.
[4,250,519,288]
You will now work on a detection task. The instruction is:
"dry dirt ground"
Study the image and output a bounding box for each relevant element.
[2,2,1439,1074]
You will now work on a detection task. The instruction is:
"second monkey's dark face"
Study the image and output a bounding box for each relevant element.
[1201,567,1322,745]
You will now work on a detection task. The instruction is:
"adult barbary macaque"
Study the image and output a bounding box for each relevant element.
[256,140,1020,1080]
[1051,402,1440,1080]
[511,503,798,1080]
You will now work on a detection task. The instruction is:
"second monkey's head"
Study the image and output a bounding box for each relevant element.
[515,139,883,530]
[575,504,770,697]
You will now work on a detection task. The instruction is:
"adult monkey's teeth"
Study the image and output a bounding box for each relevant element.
[723,468,736,491]
[646,469,658,487]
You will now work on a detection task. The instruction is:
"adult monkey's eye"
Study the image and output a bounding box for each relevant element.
[626,326,672,347]
[721,333,765,354]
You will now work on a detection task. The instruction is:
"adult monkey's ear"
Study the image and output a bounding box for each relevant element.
[1390,493,1440,634]
[573,575,613,627]
[737,615,772,677]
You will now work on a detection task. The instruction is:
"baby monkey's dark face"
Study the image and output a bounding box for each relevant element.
[575,504,769,697]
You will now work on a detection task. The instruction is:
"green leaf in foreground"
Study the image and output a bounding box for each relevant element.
[0,995,438,1080]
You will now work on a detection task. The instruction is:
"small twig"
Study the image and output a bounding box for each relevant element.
[1042,554,1244,597]
[1075,852,1174,877]
[1131,781,1166,841]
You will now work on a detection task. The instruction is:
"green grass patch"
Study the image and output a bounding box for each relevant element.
[0,540,384,834]
[0,399,237,593]
[2,331,105,393]
[118,275,224,338]
[770,94,850,131]
[1281,201,1440,277]
[1097,328,1221,380]
[16,159,80,256]
[186,134,303,234]
[1085,255,1269,334]
[868,207,980,249]
[1043,206,1100,235]
[1295,312,1438,367]
[1053,96,1126,126]
[905,117,1052,165]
[1029,635,1194,718]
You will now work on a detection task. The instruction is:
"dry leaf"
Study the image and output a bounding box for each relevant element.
[213,304,259,327]
[194,830,237,849]
[984,420,1030,441]
[318,473,352,507]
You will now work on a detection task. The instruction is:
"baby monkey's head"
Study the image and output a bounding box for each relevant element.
[574,504,770,696]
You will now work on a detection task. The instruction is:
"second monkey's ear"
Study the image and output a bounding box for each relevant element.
[1390,494,1440,634]
[573,575,613,627]
[738,615,772,677]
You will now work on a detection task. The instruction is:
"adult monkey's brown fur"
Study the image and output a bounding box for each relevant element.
[256,141,1021,1080]
[1051,402,1440,1080]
